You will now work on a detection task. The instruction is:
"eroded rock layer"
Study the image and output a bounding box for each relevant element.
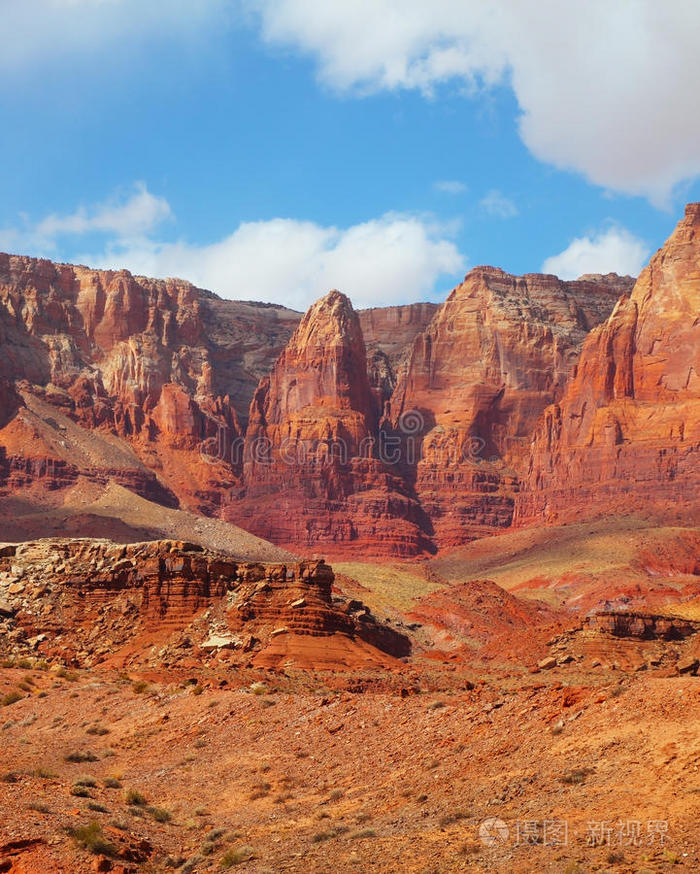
[385,269,631,548]
[516,204,700,525]
[226,291,431,556]
[0,538,409,670]
[0,254,301,514]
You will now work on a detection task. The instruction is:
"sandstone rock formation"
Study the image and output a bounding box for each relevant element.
[0,254,301,514]
[385,268,631,547]
[227,291,431,556]
[0,538,409,670]
[516,204,700,525]
[358,302,438,410]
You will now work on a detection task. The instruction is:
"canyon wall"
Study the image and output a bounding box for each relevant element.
[4,201,695,560]
[516,203,700,525]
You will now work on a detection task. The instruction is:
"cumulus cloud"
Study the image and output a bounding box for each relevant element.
[542,226,649,281]
[434,180,467,195]
[2,184,465,309]
[249,0,700,204]
[86,213,466,310]
[479,189,517,218]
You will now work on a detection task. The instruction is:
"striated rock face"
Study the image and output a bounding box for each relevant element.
[227,291,430,556]
[386,268,630,548]
[0,538,409,669]
[359,303,438,411]
[590,611,700,641]
[0,254,300,513]
[0,246,662,557]
[516,204,700,525]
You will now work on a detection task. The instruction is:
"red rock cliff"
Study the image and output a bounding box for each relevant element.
[385,268,630,548]
[226,291,431,556]
[516,204,700,525]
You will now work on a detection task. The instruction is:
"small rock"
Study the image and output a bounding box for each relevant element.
[0,600,15,618]
[271,627,289,637]
[8,583,24,595]
[290,597,306,609]
[201,634,238,651]
[538,656,557,670]
[677,656,699,676]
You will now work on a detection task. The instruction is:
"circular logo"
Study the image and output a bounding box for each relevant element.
[398,409,424,436]
[478,818,510,847]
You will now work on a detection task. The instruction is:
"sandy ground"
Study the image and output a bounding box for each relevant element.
[1,660,698,873]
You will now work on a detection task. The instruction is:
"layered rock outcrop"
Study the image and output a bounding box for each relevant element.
[227,291,430,556]
[385,269,631,547]
[0,254,301,513]
[516,204,700,525]
[0,538,409,669]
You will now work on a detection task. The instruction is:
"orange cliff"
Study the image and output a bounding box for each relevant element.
[385,268,632,549]
[516,203,700,526]
[224,291,431,557]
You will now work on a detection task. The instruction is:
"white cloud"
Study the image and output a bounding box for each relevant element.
[2,186,465,309]
[479,189,517,218]
[86,213,466,310]
[249,0,700,205]
[542,226,649,281]
[36,183,173,239]
[434,180,467,195]
[0,183,172,256]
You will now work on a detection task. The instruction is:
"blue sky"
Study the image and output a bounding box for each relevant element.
[1,1,699,311]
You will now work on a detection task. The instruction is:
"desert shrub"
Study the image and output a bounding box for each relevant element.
[220,846,255,868]
[86,725,110,736]
[87,801,109,813]
[329,789,344,802]
[124,789,147,806]
[69,820,116,856]
[71,785,91,797]
[439,811,469,827]
[560,768,589,785]
[65,750,99,763]
[103,777,121,789]
[1,772,19,783]
[428,701,445,710]
[28,801,50,813]
[349,828,377,840]
[249,682,268,696]
[610,684,625,698]
[148,806,172,823]
[1,690,22,706]
[75,775,98,787]
[132,680,149,694]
